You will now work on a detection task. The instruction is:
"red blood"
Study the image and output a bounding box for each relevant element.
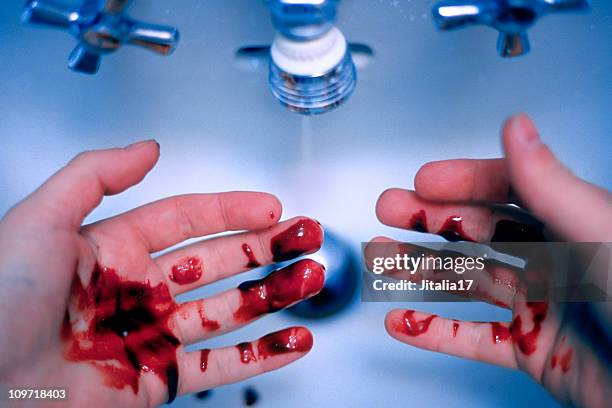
[491,220,546,242]
[452,321,460,338]
[269,211,275,220]
[560,348,573,373]
[394,310,437,336]
[233,259,325,322]
[242,243,261,268]
[169,257,203,285]
[528,302,548,323]
[438,216,475,242]
[61,265,180,403]
[492,299,510,309]
[198,307,220,331]
[490,322,511,343]
[551,341,573,374]
[257,327,313,359]
[270,219,323,262]
[200,349,211,372]
[551,337,564,369]
[236,342,257,364]
[473,287,510,309]
[408,210,428,233]
[510,302,548,355]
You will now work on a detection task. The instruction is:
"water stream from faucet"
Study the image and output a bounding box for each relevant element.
[292,116,316,214]
[300,116,313,169]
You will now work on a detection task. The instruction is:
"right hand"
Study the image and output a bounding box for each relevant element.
[375,114,612,407]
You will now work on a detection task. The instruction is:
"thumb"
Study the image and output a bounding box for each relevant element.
[7,140,160,229]
[502,114,612,241]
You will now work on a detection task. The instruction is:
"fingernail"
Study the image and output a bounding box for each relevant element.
[511,114,540,148]
[126,139,156,149]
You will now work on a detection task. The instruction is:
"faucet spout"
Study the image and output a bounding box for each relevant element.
[265,1,357,115]
[265,0,339,41]
[432,0,590,57]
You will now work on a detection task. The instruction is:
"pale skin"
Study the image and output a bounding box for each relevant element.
[375,114,612,407]
[0,141,322,407]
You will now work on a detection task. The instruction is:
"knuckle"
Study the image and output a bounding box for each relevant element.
[215,194,231,229]
[71,150,96,166]
[174,197,195,240]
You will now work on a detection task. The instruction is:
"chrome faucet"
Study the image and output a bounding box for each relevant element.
[266,0,357,115]
[432,0,590,57]
[22,0,180,74]
[265,0,339,41]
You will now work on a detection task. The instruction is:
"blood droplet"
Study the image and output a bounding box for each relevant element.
[551,346,573,373]
[408,210,428,233]
[438,216,475,242]
[394,310,437,336]
[452,321,459,338]
[257,327,313,359]
[198,307,220,331]
[236,342,257,364]
[490,322,511,344]
[200,349,211,372]
[170,257,203,285]
[233,259,325,322]
[560,348,573,373]
[242,243,261,268]
[270,219,323,262]
[510,302,548,355]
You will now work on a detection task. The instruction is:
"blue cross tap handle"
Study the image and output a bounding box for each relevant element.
[22,0,180,74]
[432,0,590,57]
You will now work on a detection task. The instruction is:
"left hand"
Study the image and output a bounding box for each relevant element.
[0,140,324,407]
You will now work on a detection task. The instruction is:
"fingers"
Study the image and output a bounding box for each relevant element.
[179,327,313,395]
[502,114,612,241]
[376,189,545,242]
[7,140,160,229]
[385,309,517,369]
[415,159,515,204]
[175,259,325,344]
[156,217,323,294]
[85,192,282,253]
